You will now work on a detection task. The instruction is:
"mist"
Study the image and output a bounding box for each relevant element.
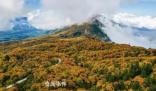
[0,0,25,30]
[28,0,129,29]
[98,14,156,49]
[0,0,130,30]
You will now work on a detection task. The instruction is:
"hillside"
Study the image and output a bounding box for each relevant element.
[53,18,110,42]
[0,23,156,91]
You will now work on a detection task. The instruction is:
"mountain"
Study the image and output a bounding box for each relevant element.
[0,15,155,49]
[53,17,110,42]
[0,17,53,42]
[53,14,156,49]
[0,16,156,91]
[54,14,154,49]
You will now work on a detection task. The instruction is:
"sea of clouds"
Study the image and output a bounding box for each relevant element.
[99,13,156,49]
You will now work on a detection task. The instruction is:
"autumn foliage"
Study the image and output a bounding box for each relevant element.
[0,24,156,91]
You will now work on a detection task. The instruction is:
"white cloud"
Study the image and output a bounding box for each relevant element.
[0,0,131,30]
[27,10,73,29]
[0,0,25,30]
[28,0,129,29]
[113,13,156,29]
[97,13,156,48]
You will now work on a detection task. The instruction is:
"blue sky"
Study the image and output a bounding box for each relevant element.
[24,0,156,16]
[0,0,156,48]
[24,0,41,9]
[0,0,156,30]
[120,0,156,16]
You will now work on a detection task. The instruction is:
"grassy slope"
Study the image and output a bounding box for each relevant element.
[0,24,156,91]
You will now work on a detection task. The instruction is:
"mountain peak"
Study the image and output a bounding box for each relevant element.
[0,17,53,42]
[54,18,111,41]
[11,17,37,31]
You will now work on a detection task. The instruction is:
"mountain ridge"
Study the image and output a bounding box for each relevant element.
[0,15,156,49]
[53,18,111,42]
[0,31,156,90]
[0,16,156,90]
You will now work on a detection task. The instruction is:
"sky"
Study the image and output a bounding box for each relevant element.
[121,0,156,16]
[24,0,41,9]
[29,0,126,29]
[0,0,127,30]
[26,0,156,29]
[24,0,156,16]
[0,0,155,30]
[0,0,156,48]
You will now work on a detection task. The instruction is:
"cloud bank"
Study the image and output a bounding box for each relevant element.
[98,13,156,49]
[113,13,156,29]
[0,0,130,30]
[28,0,128,29]
[0,0,25,30]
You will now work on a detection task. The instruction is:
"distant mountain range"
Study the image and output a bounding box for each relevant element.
[0,15,155,48]
[0,16,156,91]
[0,17,53,42]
